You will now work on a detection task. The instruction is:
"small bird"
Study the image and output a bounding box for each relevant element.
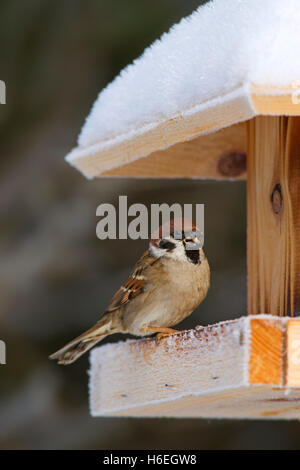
[49,218,210,364]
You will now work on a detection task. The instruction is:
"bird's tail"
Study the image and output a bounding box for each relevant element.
[49,313,120,365]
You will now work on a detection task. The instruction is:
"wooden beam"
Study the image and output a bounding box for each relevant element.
[67,85,300,179]
[66,88,252,179]
[251,85,300,116]
[89,316,300,418]
[247,116,300,316]
[103,122,247,179]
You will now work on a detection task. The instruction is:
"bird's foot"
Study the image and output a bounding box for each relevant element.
[141,325,184,344]
[155,331,183,344]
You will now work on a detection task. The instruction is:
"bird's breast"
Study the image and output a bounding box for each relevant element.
[122,256,210,336]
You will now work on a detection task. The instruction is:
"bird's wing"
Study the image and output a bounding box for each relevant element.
[105,249,158,313]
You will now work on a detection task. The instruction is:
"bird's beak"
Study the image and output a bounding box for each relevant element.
[184,235,202,250]
[183,229,204,250]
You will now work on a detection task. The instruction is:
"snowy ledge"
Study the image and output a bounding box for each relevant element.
[89,315,300,420]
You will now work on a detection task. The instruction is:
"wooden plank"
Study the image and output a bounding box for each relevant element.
[251,84,300,116]
[247,116,300,316]
[67,87,252,179]
[90,318,247,416]
[97,387,300,419]
[66,85,300,179]
[103,122,247,179]
[89,316,300,419]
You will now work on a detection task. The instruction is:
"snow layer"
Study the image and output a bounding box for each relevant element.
[69,0,300,156]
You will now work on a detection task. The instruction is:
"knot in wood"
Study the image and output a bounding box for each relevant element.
[218,152,246,177]
[271,183,283,214]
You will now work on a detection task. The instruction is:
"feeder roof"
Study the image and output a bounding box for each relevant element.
[66,0,300,179]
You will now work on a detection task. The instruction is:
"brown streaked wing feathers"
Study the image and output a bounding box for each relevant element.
[105,249,158,312]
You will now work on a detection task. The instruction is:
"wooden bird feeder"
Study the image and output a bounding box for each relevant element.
[66,0,300,419]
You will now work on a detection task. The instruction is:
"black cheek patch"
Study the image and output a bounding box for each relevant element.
[185,249,200,264]
[159,239,176,251]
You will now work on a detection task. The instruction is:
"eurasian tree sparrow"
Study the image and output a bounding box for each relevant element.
[50,218,210,364]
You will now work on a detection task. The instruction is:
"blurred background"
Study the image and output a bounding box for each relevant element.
[0,0,299,450]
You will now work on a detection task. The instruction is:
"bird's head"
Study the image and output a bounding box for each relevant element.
[149,218,204,264]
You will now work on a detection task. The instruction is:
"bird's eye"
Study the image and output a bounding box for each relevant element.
[159,239,175,251]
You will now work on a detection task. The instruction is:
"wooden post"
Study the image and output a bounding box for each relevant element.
[247,116,300,316]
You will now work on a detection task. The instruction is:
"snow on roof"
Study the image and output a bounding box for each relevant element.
[66,0,300,178]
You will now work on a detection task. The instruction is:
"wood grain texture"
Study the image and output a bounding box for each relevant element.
[95,387,300,419]
[103,122,247,179]
[247,116,300,316]
[249,318,283,385]
[89,316,300,419]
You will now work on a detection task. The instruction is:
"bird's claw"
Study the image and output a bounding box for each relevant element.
[155,333,169,344]
[155,329,185,344]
